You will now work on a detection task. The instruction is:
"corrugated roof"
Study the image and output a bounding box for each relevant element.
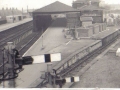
[80,17,93,21]
[78,5,103,11]
[33,1,79,13]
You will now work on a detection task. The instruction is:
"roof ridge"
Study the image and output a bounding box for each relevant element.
[34,1,79,13]
[78,5,87,9]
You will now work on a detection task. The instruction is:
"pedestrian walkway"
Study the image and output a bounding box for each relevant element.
[16,27,68,88]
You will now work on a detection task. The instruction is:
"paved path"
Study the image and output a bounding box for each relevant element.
[15,27,69,88]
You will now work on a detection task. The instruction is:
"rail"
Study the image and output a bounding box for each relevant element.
[38,31,120,88]
[54,41,102,74]
[60,35,120,77]
[0,21,33,85]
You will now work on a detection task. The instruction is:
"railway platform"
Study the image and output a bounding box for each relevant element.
[4,25,99,88]
[0,18,32,32]
[1,24,120,88]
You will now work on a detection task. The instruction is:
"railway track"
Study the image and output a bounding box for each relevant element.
[0,27,44,86]
[0,22,33,62]
[0,32,40,83]
[0,21,33,85]
[0,22,32,40]
[59,37,119,81]
[0,26,32,49]
[37,35,120,88]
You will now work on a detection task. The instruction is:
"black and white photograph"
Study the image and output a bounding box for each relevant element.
[0,0,120,89]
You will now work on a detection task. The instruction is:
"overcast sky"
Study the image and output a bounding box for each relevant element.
[0,0,120,10]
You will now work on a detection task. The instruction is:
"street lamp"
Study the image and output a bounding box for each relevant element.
[41,27,44,50]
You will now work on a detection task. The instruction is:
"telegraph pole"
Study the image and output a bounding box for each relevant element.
[12,8,14,23]
[22,8,23,18]
[41,27,44,50]
[27,5,28,14]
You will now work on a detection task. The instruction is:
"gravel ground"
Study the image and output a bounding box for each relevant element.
[70,25,120,88]
[39,26,120,88]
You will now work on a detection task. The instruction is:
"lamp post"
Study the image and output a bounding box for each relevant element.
[2,7,6,19]
[27,5,28,14]
[22,8,23,19]
[41,27,44,50]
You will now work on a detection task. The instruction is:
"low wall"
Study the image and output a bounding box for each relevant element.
[77,28,89,37]
[64,23,107,38]
[0,19,7,25]
[13,30,33,45]
[53,40,102,74]
[78,23,107,37]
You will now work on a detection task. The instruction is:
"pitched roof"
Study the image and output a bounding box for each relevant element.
[80,17,93,21]
[78,5,103,11]
[33,1,79,13]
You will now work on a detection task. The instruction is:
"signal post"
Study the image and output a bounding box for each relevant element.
[1,42,80,88]
[4,42,16,88]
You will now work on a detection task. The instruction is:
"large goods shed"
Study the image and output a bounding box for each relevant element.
[32,1,80,32]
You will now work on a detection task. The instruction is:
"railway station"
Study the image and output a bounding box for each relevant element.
[0,0,120,89]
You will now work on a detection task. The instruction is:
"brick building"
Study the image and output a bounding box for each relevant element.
[79,2,104,23]
[72,0,100,9]
[72,0,104,24]
[32,1,80,32]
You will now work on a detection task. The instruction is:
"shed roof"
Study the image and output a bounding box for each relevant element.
[80,17,93,21]
[33,1,79,14]
[78,4,103,11]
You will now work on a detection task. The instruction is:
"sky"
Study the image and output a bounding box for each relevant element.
[103,0,120,4]
[0,0,120,10]
[0,0,73,10]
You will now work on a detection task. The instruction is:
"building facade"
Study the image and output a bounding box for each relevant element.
[72,0,100,9]
[73,0,104,24]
